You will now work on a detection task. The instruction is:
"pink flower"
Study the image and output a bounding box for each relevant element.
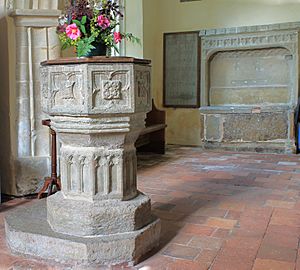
[66,23,81,40]
[114,32,122,44]
[97,15,110,29]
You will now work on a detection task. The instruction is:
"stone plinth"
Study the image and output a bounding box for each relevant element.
[5,57,160,266]
[200,22,300,153]
[5,200,160,266]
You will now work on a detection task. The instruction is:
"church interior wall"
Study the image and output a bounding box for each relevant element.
[142,0,300,146]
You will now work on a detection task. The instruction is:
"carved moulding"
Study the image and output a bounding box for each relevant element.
[201,30,298,61]
[199,21,300,37]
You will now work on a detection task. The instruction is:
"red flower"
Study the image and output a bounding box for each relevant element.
[114,32,122,44]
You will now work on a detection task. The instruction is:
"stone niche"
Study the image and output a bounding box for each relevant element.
[200,22,300,153]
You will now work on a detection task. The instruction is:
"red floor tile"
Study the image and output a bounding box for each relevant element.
[253,258,295,270]
[188,235,223,250]
[166,259,206,270]
[257,243,297,262]
[1,146,300,269]
[162,244,201,260]
[205,217,238,229]
[181,224,215,236]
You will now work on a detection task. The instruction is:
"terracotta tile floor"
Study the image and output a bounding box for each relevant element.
[2,146,300,269]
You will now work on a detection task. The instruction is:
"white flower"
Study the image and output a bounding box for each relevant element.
[94,1,103,10]
[58,15,68,26]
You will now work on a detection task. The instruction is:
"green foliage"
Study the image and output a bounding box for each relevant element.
[73,16,87,35]
[123,33,141,45]
[112,43,119,54]
[76,35,96,57]
[58,33,73,50]
[81,15,87,25]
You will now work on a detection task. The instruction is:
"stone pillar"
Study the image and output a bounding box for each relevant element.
[2,1,61,195]
[5,57,160,266]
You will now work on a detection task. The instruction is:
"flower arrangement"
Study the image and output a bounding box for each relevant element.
[57,0,140,57]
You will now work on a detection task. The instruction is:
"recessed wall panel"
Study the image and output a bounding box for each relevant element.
[209,48,290,106]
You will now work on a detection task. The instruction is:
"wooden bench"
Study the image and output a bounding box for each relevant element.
[136,100,167,154]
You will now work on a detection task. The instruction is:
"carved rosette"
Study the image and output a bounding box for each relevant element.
[90,68,131,113]
[102,80,122,100]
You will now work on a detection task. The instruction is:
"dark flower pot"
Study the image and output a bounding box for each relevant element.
[85,42,107,57]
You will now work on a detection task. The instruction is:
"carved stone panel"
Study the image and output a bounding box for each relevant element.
[204,115,223,142]
[223,112,288,141]
[50,71,84,112]
[134,65,152,112]
[89,65,132,114]
[60,145,137,201]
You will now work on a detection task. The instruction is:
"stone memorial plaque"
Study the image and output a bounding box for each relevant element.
[163,32,200,107]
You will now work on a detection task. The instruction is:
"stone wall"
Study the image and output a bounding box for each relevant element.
[0,0,61,196]
[0,1,10,200]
